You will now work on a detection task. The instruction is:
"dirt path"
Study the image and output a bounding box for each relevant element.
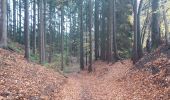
[60,60,133,100]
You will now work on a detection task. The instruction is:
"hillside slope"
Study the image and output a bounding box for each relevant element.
[126,45,170,99]
[0,48,66,99]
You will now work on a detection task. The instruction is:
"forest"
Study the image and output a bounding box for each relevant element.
[0,0,170,99]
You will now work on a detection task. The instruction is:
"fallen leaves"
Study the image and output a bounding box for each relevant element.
[0,48,66,100]
[0,44,170,100]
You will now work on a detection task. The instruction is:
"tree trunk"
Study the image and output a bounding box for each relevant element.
[94,0,100,60]
[132,0,138,64]
[113,0,119,60]
[137,0,143,59]
[79,0,84,70]
[151,0,160,48]
[0,0,7,48]
[108,0,113,62]
[39,0,45,64]
[33,0,36,54]
[162,6,169,45]
[61,5,64,71]
[13,0,16,41]
[88,0,92,72]
[19,0,22,43]
[100,1,106,60]
[24,0,30,60]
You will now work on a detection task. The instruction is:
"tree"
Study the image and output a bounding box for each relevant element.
[13,0,16,41]
[33,0,36,54]
[39,0,45,64]
[108,0,113,62]
[113,0,119,60]
[162,5,169,45]
[88,0,92,72]
[94,0,100,60]
[132,0,138,63]
[0,0,7,48]
[79,0,84,70]
[100,0,107,60]
[151,0,160,48]
[137,0,143,59]
[24,0,30,60]
[19,0,22,43]
[61,5,64,71]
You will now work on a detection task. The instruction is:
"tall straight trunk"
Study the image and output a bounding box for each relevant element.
[162,6,169,45]
[137,0,143,59]
[94,0,100,60]
[132,0,138,64]
[0,0,7,48]
[100,1,106,60]
[16,0,19,39]
[108,0,113,62]
[44,0,46,57]
[13,0,16,40]
[48,2,53,63]
[19,0,22,43]
[151,0,160,48]
[33,0,36,54]
[24,0,30,60]
[39,0,45,64]
[113,0,119,60]
[85,1,88,65]
[61,6,64,71]
[88,0,92,72]
[79,0,84,70]
[106,10,109,61]
[7,0,8,39]
[7,0,10,38]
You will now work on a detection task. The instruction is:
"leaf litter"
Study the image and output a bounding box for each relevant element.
[0,44,170,100]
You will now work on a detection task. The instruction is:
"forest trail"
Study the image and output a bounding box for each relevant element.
[0,46,169,100]
[60,60,133,100]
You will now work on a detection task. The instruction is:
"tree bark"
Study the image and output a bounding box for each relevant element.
[13,0,16,41]
[94,0,100,60]
[100,1,106,60]
[61,5,64,71]
[0,0,7,48]
[132,0,138,64]
[19,0,22,43]
[137,0,143,59]
[88,0,92,72]
[79,0,84,70]
[151,0,160,48]
[108,0,113,62]
[33,0,36,54]
[24,0,30,60]
[39,0,45,64]
[162,6,169,45]
[113,0,119,60]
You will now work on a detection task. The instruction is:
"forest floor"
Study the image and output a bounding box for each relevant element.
[60,60,133,100]
[0,45,170,100]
